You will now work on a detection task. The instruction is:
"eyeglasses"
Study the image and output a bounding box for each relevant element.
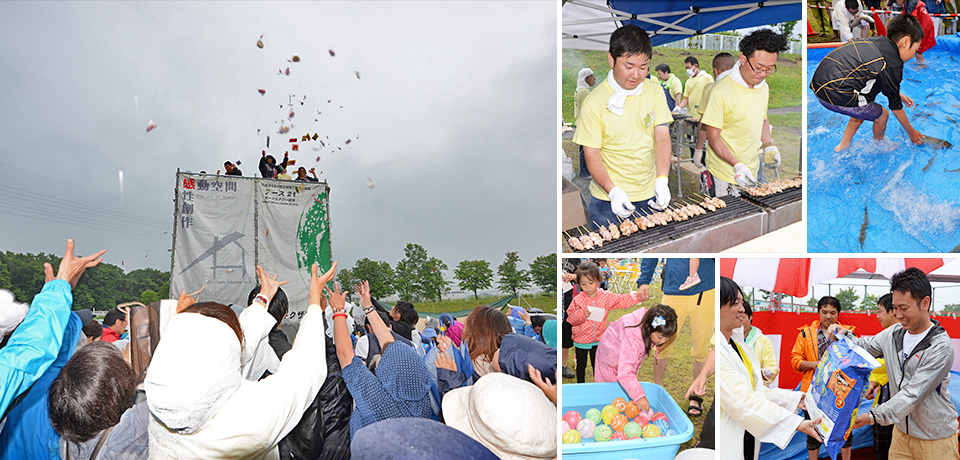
[746,58,777,76]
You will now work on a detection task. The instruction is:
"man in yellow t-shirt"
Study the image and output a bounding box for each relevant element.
[701,29,788,197]
[675,56,714,119]
[692,52,736,169]
[866,293,898,460]
[572,24,673,226]
[654,64,683,107]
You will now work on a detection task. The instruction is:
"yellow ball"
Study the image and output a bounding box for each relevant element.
[562,429,582,444]
[601,405,619,425]
[642,423,662,438]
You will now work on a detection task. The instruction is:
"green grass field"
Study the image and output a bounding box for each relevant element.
[415,293,557,315]
[562,47,803,125]
[560,281,715,452]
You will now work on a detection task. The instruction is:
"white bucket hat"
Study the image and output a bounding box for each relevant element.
[443,372,557,460]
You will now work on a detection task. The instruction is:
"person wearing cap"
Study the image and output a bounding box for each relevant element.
[701,29,788,197]
[574,67,596,179]
[572,24,673,226]
[329,280,432,435]
[443,372,556,460]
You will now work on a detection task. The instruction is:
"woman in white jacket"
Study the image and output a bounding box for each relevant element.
[717,276,821,460]
[145,263,337,460]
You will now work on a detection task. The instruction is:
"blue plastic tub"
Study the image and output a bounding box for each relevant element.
[562,382,694,460]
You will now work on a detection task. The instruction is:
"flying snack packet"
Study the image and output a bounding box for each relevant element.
[804,335,880,460]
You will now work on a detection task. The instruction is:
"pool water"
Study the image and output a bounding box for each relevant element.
[807,45,960,253]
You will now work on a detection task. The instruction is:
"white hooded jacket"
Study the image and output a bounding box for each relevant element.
[717,327,804,460]
[145,302,328,460]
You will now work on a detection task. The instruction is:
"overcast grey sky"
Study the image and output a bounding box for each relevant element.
[0,1,557,280]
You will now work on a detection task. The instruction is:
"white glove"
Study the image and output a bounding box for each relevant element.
[693,148,704,168]
[608,186,635,218]
[648,176,670,211]
[671,106,682,114]
[762,368,775,381]
[763,145,781,168]
[734,162,758,187]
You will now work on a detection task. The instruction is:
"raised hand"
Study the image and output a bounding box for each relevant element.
[354,280,372,307]
[325,282,347,313]
[256,265,288,304]
[43,239,106,289]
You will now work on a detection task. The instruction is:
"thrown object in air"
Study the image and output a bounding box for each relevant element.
[146,120,157,132]
[345,139,352,145]
[288,110,295,119]
[328,49,335,56]
[284,67,290,76]
[355,70,360,79]
[257,35,263,49]
[367,177,376,189]
[292,53,300,62]
[258,89,266,95]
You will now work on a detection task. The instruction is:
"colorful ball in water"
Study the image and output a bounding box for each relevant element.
[633,416,649,427]
[561,421,570,433]
[651,411,668,422]
[612,397,628,412]
[562,429,581,444]
[601,405,619,425]
[610,413,628,432]
[611,431,628,441]
[642,423,661,438]
[594,424,613,442]
[577,418,596,438]
[584,408,602,425]
[624,421,643,439]
[562,410,582,429]
[652,419,669,434]
[624,400,640,418]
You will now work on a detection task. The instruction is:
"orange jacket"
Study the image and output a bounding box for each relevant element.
[790,320,856,392]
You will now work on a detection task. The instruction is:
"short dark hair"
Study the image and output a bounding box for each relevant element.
[364,310,392,329]
[890,267,931,305]
[684,56,700,67]
[609,24,653,62]
[49,342,136,443]
[82,320,102,340]
[265,154,276,165]
[878,293,894,313]
[575,262,601,286]
[393,301,419,327]
[743,301,754,318]
[103,308,125,328]
[655,63,671,74]
[224,161,233,167]
[739,28,789,58]
[626,304,678,354]
[818,296,842,312]
[531,315,546,330]
[247,287,289,327]
[713,52,736,72]
[845,0,859,9]
[720,277,741,308]
[887,14,924,46]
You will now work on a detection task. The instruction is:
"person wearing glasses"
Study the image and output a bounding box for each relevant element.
[700,29,789,197]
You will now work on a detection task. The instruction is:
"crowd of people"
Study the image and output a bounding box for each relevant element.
[560,258,716,450]
[0,239,558,459]
[570,23,790,228]
[210,150,320,182]
[718,266,959,460]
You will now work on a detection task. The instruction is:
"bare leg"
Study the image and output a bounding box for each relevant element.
[873,107,889,140]
[654,357,669,386]
[563,347,570,367]
[836,117,864,151]
[840,446,851,460]
[809,449,820,460]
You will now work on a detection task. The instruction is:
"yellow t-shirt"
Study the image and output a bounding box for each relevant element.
[683,71,714,119]
[572,78,673,201]
[869,358,888,404]
[698,81,716,115]
[574,87,591,123]
[662,73,683,101]
[701,76,768,185]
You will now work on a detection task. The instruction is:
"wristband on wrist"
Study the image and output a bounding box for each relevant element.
[364,305,376,314]
[333,312,347,320]
[254,293,269,306]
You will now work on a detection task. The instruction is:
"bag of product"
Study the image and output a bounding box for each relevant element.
[804,335,880,460]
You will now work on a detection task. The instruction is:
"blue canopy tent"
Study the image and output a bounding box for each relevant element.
[562,0,802,50]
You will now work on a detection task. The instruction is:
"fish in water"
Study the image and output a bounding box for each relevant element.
[946,115,960,129]
[946,168,960,172]
[905,77,922,83]
[952,242,960,253]
[859,204,869,247]
[923,135,953,149]
[923,150,938,172]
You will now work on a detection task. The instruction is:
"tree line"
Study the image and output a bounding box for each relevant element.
[0,251,170,311]
[335,244,556,302]
[0,245,557,309]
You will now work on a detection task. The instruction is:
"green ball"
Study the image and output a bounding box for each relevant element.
[585,408,603,425]
[594,424,613,442]
[624,421,643,439]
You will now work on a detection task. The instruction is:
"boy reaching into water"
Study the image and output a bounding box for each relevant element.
[810,14,925,151]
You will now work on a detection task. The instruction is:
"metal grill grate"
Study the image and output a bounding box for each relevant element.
[740,186,802,209]
[564,196,763,253]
